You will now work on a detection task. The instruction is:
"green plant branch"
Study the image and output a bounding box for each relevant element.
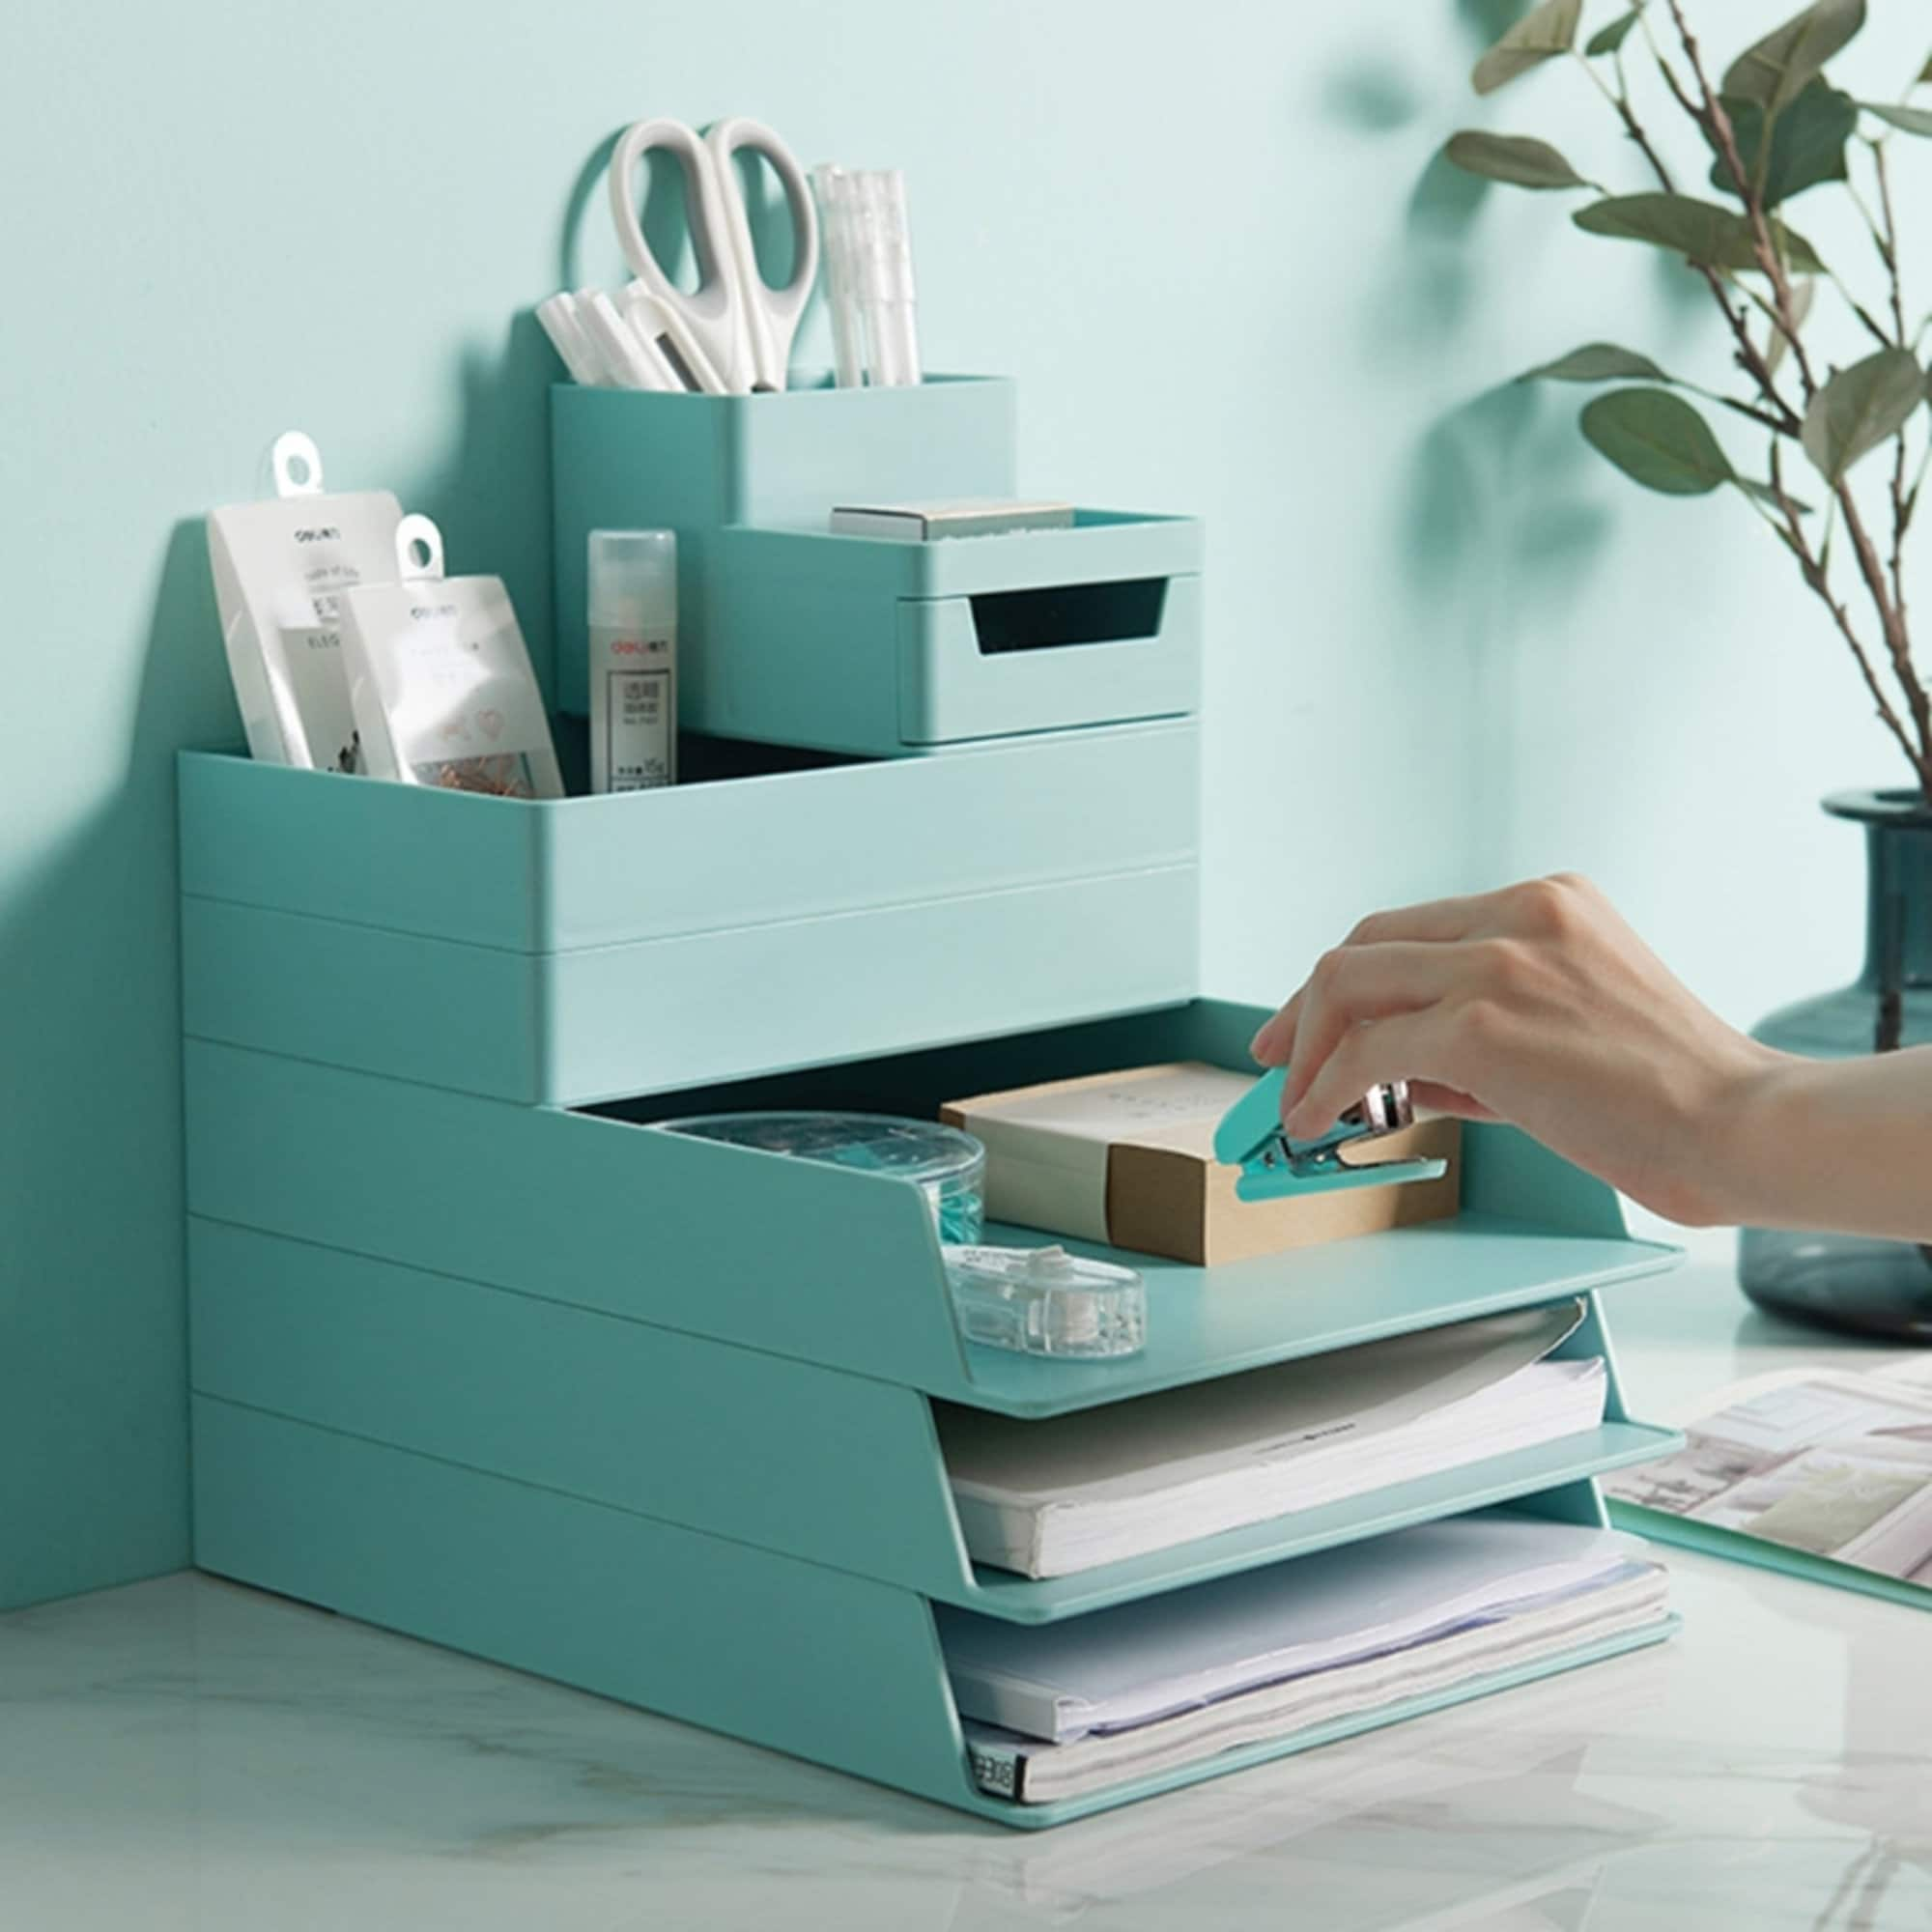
[1665,0,1817,398]
[1592,48,1804,429]
[1873,136,1915,632]
[1708,388,1793,435]
[1664,0,1929,774]
[1908,432,1932,525]
[1766,441,1930,785]
[1873,138,1908,346]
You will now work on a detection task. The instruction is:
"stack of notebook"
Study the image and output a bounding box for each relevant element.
[943,1518,1669,1804]
[939,1300,1606,1577]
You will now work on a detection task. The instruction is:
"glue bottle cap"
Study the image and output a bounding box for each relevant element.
[588,528,677,631]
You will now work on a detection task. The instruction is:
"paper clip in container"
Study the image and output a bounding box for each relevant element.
[655,1112,987,1245]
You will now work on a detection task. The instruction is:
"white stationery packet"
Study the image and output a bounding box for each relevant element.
[206,432,402,770]
[338,515,562,799]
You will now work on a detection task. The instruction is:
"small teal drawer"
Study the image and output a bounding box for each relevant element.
[177,725,1201,1104]
[705,514,1203,757]
[553,376,1017,715]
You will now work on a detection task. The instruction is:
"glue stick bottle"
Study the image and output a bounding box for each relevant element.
[587,528,677,793]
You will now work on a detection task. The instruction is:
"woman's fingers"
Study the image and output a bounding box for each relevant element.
[1279,943,1477,1118]
[1250,992,1302,1066]
[1285,1002,1495,1140]
[1249,885,1546,1065]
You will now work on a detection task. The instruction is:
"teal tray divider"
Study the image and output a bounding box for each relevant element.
[186,1215,1678,1623]
[177,728,1203,1106]
[183,1039,972,1397]
[190,1397,986,1815]
[182,1016,1682,1415]
[187,1218,978,1602]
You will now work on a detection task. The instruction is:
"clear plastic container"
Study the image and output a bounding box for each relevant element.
[943,1244,1147,1358]
[656,1111,985,1244]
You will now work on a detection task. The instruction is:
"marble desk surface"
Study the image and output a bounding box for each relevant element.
[6,1236,1931,1932]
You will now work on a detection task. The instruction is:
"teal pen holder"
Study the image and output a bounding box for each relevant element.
[551,376,1204,756]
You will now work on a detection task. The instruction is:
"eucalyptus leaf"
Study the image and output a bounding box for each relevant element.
[1519,342,1673,383]
[1723,0,1866,117]
[1580,388,1734,495]
[1444,130,1591,188]
[1574,192,1825,273]
[1863,101,1932,135]
[1921,53,1932,84]
[1800,348,1927,482]
[1472,0,1581,95]
[1586,9,1639,56]
[1707,80,1856,206]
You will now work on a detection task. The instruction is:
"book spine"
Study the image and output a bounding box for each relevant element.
[965,1735,1026,1803]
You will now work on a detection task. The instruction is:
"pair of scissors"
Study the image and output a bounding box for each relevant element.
[608,117,820,395]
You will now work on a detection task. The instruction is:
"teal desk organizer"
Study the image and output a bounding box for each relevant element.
[178,735,1684,1825]
[551,376,1203,756]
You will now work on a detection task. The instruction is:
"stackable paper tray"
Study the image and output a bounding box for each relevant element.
[1606,1503,1932,1613]
[177,726,1200,1106]
[182,933,1685,1820]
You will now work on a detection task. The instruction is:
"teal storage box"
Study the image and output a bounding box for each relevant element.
[707,514,1202,757]
[553,375,1017,717]
[177,724,1200,1106]
[551,377,1204,756]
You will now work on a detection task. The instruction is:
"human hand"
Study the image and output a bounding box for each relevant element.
[1246,874,1781,1227]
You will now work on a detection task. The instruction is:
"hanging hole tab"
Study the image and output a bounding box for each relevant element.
[271,431,325,498]
[395,513,445,582]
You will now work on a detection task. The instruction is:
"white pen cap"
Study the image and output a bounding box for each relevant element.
[587,528,677,630]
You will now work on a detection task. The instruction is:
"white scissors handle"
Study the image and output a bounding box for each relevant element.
[609,118,742,387]
[608,115,819,393]
[703,117,820,393]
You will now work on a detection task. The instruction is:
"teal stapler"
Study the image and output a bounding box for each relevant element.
[1213,1068,1449,1202]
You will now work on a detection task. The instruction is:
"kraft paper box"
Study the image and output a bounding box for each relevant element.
[940,1063,1462,1267]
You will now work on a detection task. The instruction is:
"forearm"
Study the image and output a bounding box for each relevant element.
[1706,1047,1932,1241]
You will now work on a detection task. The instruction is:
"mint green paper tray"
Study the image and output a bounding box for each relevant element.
[1609,1502,1932,1612]
[194,1399,1681,1832]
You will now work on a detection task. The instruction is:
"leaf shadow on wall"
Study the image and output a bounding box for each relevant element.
[0,518,223,1605]
[399,317,560,701]
[1400,384,1611,889]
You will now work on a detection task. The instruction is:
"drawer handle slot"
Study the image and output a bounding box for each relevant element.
[968,578,1168,656]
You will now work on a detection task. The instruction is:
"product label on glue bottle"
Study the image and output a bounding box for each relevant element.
[596,626,676,790]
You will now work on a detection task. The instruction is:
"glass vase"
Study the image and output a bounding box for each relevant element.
[1738,789,1932,1341]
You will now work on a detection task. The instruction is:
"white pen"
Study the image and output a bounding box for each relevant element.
[620,283,729,396]
[535,292,608,386]
[869,170,922,387]
[810,166,867,389]
[577,290,678,392]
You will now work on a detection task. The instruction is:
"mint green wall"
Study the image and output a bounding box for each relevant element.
[1,1,1923,1606]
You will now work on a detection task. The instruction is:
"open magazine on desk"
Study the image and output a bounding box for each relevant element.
[1606,1354,1932,1607]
